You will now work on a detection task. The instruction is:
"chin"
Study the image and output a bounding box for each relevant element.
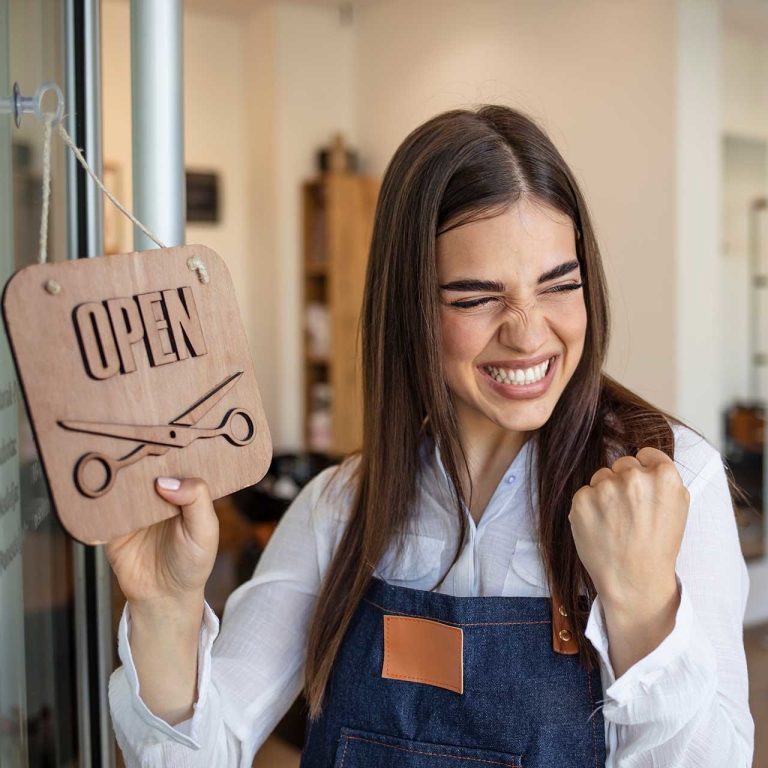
[482,401,555,433]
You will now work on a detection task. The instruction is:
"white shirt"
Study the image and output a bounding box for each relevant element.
[109,423,754,768]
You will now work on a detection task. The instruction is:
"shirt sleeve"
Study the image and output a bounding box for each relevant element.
[108,462,353,768]
[583,426,754,767]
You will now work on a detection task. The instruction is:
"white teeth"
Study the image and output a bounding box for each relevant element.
[484,357,553,386]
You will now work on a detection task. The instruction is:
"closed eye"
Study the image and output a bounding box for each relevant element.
[449,297,496,309]
[449,282,584,308]
[546,281,583,295]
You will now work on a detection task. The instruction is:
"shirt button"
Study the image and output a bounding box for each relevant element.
[506,475,516,484]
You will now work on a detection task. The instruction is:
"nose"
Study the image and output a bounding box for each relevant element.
[497,303,549,354]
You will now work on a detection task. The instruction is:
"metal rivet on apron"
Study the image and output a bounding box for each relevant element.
[558,628,572,642]
[558,604,568,617]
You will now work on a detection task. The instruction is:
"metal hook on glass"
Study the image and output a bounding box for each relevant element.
[0,80,65,128]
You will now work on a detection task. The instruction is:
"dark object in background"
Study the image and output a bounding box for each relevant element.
[186,171,219,222]
[316,132,358,174]
[13,140,32,169]
[274,694,311,751]
[724,402,764,560]
[231,451,339,524]
[235,540,263,586]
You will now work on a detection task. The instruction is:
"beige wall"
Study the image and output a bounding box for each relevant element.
[244,3,280,449]
[354,0,678,413]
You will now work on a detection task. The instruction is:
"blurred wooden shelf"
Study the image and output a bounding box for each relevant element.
[302,170,380,455]
[305,260,327,276]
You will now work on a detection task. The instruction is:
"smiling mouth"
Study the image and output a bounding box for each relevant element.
[482,357,555,386]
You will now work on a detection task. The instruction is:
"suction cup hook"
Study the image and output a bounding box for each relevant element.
[0,80,65,129]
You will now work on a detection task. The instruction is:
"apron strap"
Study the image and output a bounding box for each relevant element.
[550,584,579,655]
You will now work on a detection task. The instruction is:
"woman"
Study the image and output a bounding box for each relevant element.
[108,106,753,767]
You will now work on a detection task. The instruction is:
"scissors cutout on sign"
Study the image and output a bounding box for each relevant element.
[59,371,256,498]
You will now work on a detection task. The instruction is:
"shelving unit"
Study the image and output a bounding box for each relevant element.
[302,172,380,456]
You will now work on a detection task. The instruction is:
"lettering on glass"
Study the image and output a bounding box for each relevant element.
[73,286,208,380]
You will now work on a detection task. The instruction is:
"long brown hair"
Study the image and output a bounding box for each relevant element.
[303,104,740,718]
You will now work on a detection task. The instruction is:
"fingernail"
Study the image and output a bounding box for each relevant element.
[157,477,181,491]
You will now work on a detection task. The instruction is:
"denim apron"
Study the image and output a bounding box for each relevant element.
[299,575,606,767]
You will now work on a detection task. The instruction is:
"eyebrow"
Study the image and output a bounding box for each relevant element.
[438,260,580,292]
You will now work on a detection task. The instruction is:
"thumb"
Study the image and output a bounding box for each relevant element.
[155,476,218,544]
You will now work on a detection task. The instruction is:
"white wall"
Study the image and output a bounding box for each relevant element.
[353,0,678,413]
[676,0,722,446]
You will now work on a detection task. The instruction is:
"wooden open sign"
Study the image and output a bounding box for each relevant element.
[1,245,272,544]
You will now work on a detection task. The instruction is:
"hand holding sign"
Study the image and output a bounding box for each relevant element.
[105,476,219,606]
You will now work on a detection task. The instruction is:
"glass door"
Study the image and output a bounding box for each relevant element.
[1,1,112,766]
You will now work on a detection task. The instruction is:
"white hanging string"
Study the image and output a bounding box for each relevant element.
[38,114,53,264]
[55,121,167,251]
[36,107,210,285]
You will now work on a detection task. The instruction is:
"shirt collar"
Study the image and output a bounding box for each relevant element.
[420,433,538,530]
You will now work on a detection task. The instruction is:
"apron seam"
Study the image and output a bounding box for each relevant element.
[338,732,350,767]
[364,597,550,627]
[343,733,519,766]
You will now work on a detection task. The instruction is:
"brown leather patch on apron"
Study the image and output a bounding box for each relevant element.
[381,615,463,694]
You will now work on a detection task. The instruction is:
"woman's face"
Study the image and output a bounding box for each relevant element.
[436,199,587,437]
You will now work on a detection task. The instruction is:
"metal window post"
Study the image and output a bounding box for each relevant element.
[131,0,185,250]
[65,0,116,766]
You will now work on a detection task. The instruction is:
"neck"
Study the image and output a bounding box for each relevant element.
[453,405,531,506]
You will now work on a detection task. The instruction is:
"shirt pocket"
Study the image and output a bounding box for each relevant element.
[333,726,522,767]
[373,532,446,586]
[502,537,549,597]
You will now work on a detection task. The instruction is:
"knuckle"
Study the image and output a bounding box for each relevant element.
[590,467,611,485]
[611,455,634,472]
[570,490,588,513]
[625,467,643,485]
[656,462,680,484]
[187,477,210,495]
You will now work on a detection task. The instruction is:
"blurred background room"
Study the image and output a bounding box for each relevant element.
[2,0,768,766]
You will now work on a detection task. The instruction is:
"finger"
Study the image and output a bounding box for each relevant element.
[611,455,642,473]
[155,476,217,543]
[589,467,614,487]
[635,446,674,469]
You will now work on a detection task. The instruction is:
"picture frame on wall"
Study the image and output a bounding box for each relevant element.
[186,171,220,223]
